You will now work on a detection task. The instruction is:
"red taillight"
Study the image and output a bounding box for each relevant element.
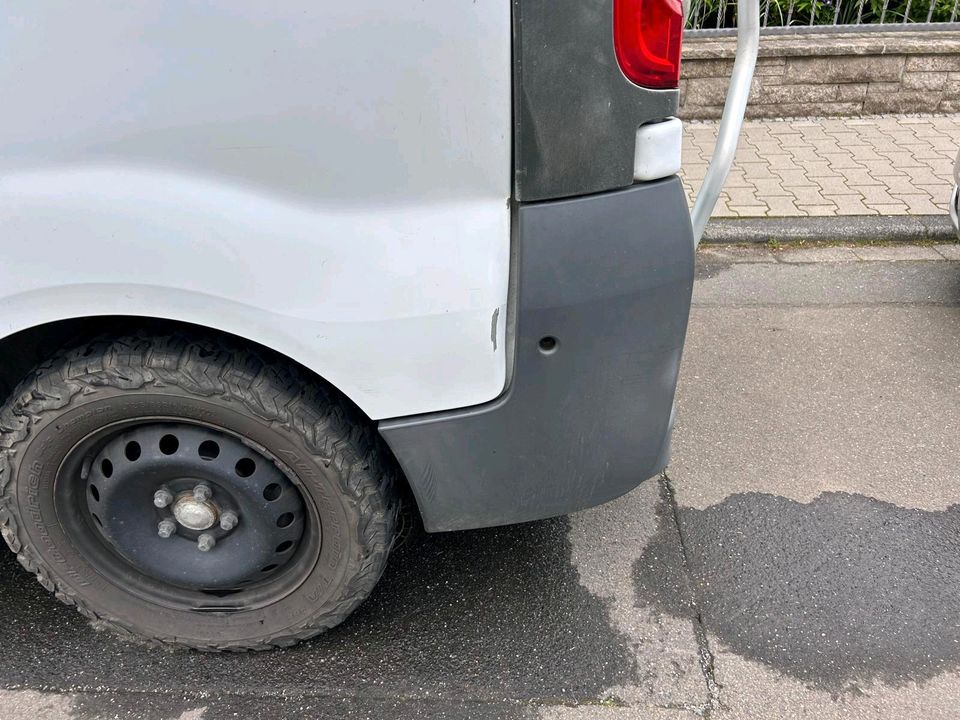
[614,0,684,90]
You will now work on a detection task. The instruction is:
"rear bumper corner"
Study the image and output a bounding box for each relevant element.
[379,178,694,532]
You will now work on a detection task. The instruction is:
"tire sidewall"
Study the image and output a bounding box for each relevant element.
[9,385,361,646]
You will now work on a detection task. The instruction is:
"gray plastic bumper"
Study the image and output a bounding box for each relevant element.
[379,178,694,532]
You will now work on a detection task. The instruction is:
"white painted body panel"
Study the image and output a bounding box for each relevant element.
[0,3,511,419]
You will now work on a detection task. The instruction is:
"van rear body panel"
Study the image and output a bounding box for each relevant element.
[0,2,512,420]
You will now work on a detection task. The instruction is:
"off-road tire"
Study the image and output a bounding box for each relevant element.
[0,334,398,650]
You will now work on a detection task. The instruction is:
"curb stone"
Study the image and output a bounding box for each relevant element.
[700,214,957,245]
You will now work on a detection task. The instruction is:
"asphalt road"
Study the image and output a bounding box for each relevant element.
[2,244,959,719]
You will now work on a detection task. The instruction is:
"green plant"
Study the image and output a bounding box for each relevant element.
[686,0,957,29]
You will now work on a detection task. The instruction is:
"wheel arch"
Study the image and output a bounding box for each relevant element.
[0,313,419,521]
[0,312,321,399]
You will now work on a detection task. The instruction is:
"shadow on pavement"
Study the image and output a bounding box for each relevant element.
[635,488,960,694]
[0,514,633,718]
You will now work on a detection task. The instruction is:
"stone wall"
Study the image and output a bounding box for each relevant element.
[680,31,960,119]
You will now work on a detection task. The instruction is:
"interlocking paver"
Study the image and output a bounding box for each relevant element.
[849,185,902,204]
[680,114,960,218]
[764,196,804,216]
[746,140,785,155]
[767,123,803,136]
[862,136,903,153]
[846,146,886,162]
[729,205,769,216]
[682,162,708,181]
[725,187,762,205]
[858,159,907,176]
[777,134,813,149]
[791,186,830,205]
[835,168,886,187]
[917,183,953,207]
[797,203,839,215]
[863,202,911,215]
[750,178,794,196]
[901,167,951,186]
[824,194,877,215]
[724,170,753,188]
[822,152,866,170]
[925,157,956,175]
[772,168,813,186]
[898,144,947,160]
[927,136,957,152]
[740,162,779,180]
[874,174,930,195]
[785,146,823,163]
[879,150,933,168]
[808,143,844,160]
[913,123,949,138]
[734,147,764,164]
[892,193,943,214]
[816,176,863,196]
[766,153,802,170]
[878,130,923,145]
[802,161,841,178]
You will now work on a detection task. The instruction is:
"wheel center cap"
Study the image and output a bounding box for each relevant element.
[172,493,218,531]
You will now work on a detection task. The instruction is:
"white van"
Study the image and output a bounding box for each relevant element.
[0,1,754,649]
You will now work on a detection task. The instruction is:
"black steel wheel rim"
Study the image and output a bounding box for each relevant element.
[54,418,322,613]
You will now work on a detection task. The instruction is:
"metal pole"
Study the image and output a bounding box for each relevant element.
[690,0,761,246]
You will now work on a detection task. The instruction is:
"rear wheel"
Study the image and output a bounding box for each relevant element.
[0,334,398,650]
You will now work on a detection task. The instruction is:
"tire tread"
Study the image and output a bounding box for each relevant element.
[0,333,398,651]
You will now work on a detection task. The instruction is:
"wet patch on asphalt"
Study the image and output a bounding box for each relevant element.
[46,688,533,720]
[634,489,960,693]
[0,515,634,713]
[694,258,736,282]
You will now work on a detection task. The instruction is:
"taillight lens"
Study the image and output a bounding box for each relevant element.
[614,0,684,90]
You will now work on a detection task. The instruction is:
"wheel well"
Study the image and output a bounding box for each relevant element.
[0,315,330,406]
[0,316,132,401]
[0,316,418,521]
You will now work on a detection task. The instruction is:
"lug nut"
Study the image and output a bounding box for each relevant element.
[197,533,216,552]
[220,511,239,531]
[157,519,177,538]
[192,483,212,502]
[153,487,174,508]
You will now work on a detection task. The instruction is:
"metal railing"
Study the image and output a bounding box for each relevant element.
[686,0,960,33]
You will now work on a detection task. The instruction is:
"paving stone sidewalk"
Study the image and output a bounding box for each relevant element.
[681,115,960,218]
